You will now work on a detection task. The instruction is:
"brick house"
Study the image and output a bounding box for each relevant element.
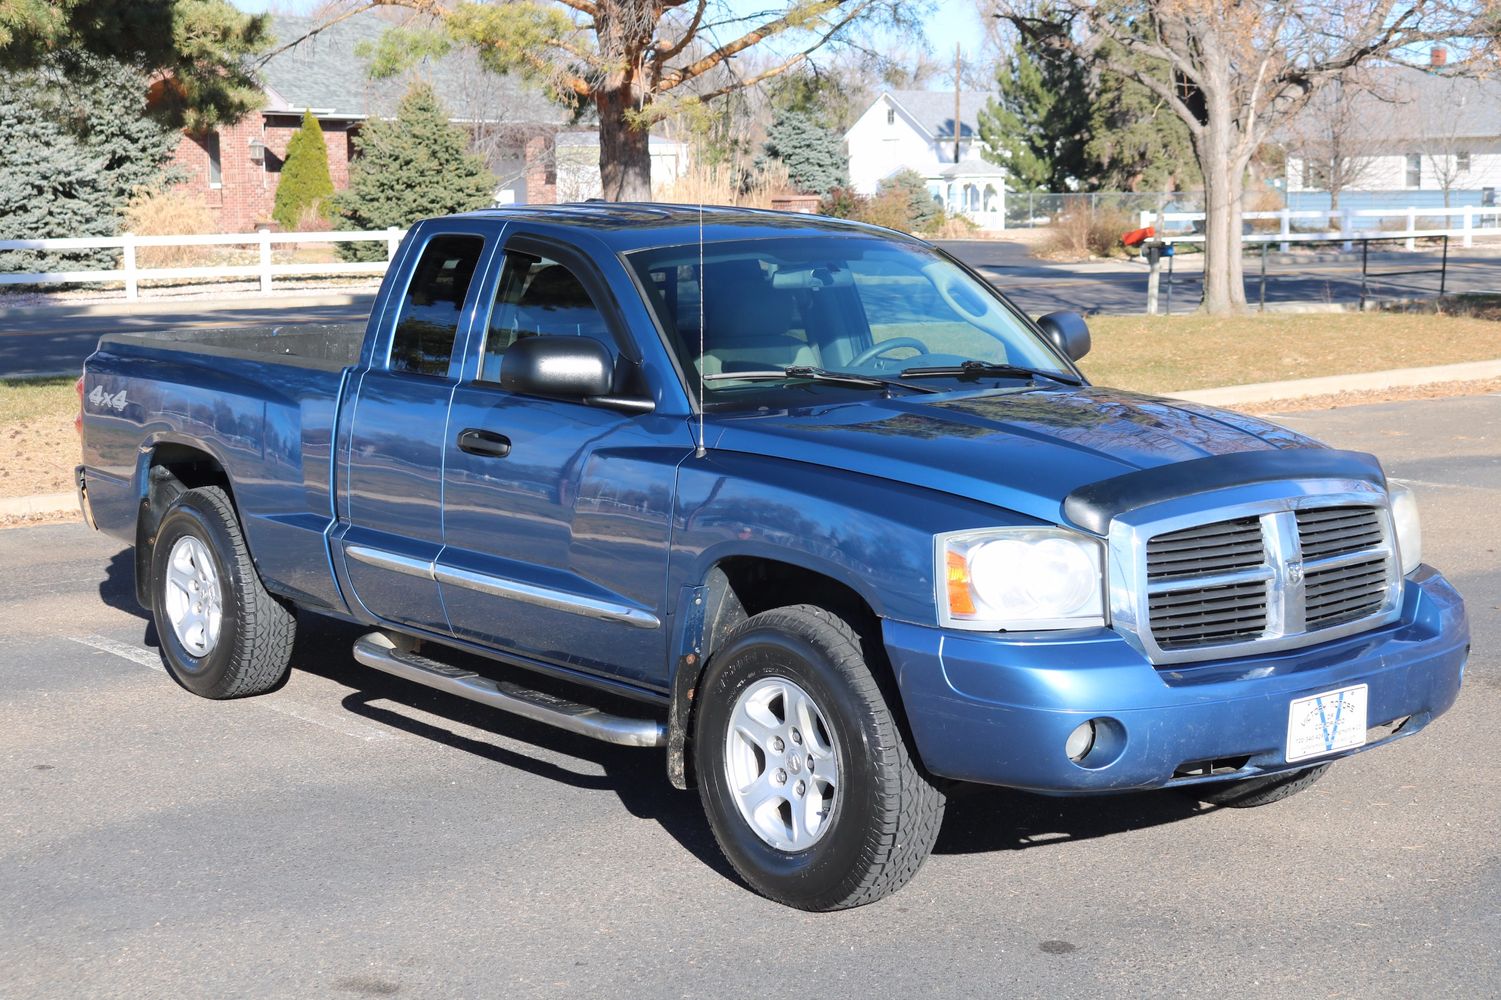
[166,12,571,231]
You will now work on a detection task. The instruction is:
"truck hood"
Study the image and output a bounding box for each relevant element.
[709,385,1321,529]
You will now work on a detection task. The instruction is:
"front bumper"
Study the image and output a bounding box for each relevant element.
[886,567,1468,793]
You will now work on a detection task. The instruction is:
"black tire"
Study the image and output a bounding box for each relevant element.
[149,485,296,699]
[693,604,945,910]
[1183,762,1331,808]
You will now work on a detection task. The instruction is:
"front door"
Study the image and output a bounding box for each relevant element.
[437,239,692,688]
[340,228,493,632]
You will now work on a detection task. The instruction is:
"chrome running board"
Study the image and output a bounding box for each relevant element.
[352,632,666,748]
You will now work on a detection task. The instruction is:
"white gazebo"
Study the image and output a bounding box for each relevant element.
[928,161,1008,229]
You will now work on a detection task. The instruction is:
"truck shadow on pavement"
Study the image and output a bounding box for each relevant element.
[934,782,1207,855]
[285,616,739,883]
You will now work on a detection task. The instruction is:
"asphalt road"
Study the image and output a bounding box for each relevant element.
[0,296,375,378]
[2,394,1499,998]
[935,240,1501,317]
[5,242,1499,377]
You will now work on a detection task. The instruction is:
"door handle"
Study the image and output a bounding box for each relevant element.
[457,428,512,458]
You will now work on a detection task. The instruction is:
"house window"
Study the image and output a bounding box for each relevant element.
[1457,151,1471,173]
[206,131,222,188]
[1406,154,1421,188]
[886,107,895,126]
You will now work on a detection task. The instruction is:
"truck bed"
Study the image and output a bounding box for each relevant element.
[98,322,367,372]
[82,321,367,614]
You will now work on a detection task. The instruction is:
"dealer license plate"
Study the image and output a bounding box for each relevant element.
[1286,684,1368,763]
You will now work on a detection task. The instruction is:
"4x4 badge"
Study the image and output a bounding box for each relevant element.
[88,385,128,412]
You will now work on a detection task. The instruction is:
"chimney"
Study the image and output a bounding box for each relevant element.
[1431,46,1448,68]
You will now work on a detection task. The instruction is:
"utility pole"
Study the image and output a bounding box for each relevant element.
[953,43,962,163]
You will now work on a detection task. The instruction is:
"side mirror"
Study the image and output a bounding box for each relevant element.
[1036,311,1091,362]
[501,335,614,398]
[498,336,653,413]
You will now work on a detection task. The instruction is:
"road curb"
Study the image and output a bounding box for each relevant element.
[0,492,76,517]
[1166,358,1501,407]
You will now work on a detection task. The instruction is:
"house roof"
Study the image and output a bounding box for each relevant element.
[882,89,991,140]
[1359,66,1501,141]
[1283,65,1501,146]
[260,13,567,124]
[932,160,1008,180]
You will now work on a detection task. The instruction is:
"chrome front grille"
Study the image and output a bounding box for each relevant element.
[1146,516,1264,581]
[1119,496,1402,665]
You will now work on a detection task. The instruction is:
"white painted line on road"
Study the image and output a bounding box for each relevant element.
[71,634,165,672]
[69,634,399,743]
[255,699,401,743]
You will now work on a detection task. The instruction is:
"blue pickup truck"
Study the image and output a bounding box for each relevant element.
[77,205,1468,910]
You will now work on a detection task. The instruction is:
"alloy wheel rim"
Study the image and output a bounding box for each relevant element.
[724,676,841,851]
[163,536,224,659]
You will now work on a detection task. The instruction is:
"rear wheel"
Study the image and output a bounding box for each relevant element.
[149,486,296,699]
[1182,762,1331,808]
[693,604,945,910]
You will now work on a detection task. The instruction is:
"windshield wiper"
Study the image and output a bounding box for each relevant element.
[899,359,1083,386]
[703,366,940,393]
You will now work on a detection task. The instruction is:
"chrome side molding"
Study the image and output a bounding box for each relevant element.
[434,565,660,629]
[344,544,659,629]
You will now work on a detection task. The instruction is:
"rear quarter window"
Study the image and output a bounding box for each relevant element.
[388,235,485,376]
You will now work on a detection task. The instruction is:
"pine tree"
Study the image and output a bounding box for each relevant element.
[0,56,180,274]
[978,42,1092,193]
[761,109,848,196]
[1,0,269,130]
[273,110,334,229]
[332,84,497,261]
[1084,46,1199,193]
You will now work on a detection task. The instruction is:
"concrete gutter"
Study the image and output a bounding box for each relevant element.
[0,492,77,517]
[1166,358,1501,407]
[8,359,1500,520]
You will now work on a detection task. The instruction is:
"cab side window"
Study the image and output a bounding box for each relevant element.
[388,235,485,377]
[480,251,612,383]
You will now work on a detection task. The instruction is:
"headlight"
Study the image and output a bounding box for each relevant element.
[1389,480,1422,575]
[937,527,1106,630]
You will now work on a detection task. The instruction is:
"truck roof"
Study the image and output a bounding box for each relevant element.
[453,203,917,253]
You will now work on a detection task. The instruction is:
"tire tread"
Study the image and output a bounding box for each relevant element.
[706,603,945,909]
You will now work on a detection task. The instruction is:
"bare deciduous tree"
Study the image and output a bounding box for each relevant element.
[991,0,1495,314]
[1284,71,1386,218]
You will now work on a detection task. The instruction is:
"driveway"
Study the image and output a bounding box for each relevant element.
[1,395,1497,999]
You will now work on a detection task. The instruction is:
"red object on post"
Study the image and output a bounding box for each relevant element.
[1121,226,1155,247]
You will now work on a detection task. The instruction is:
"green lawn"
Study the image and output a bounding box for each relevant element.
[1080,312,1501,395]
[0,376,77,427]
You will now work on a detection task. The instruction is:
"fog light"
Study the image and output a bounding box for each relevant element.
[1066,720,1097,762]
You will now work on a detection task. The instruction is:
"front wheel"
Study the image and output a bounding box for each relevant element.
[1182,762,1331,808]
[693,605,945,910]
[149,485,296,699]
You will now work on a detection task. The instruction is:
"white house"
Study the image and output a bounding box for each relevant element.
[845,90,1008,229]
[1284,56,1501,208]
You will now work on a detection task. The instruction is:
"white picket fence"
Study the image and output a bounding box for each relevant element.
[1139,205,1501,251]
[0,227,406,299]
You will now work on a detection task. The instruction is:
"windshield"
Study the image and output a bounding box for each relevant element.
[626,236,1074,406]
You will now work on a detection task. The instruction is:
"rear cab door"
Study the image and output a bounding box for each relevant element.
[334,218,503,631]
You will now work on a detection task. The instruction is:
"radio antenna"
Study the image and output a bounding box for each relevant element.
[695,202,707,459]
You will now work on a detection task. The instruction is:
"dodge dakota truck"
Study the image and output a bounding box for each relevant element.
[77,205,1469,910]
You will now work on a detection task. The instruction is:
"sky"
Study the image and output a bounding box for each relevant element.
[230,0,990,91]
